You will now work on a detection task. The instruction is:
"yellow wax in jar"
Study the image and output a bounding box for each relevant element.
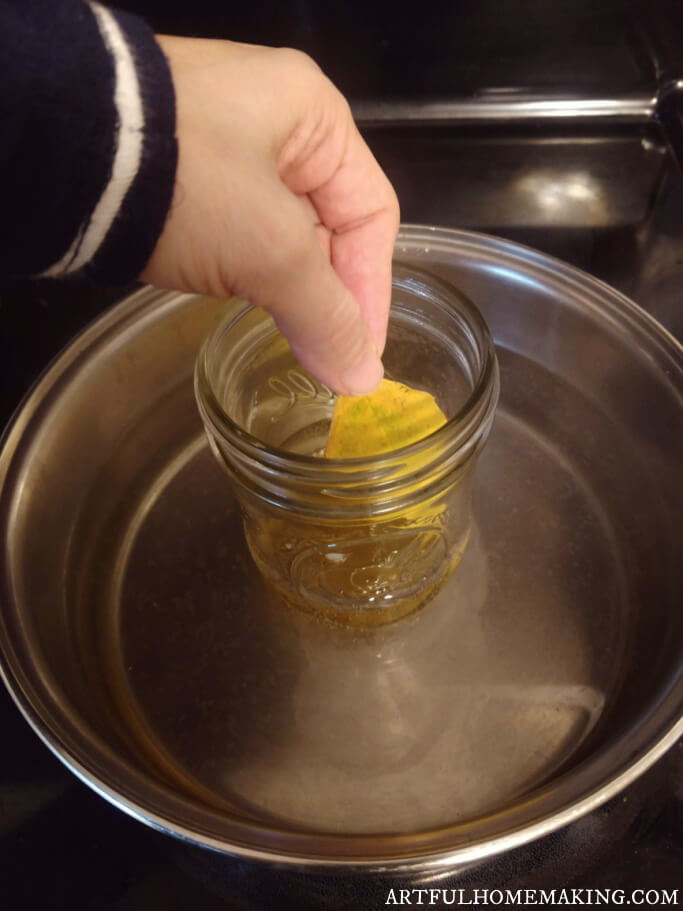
[245,377,456,628]
[324,378,447,459]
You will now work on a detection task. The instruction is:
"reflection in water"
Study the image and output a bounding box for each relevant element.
[224,527,605,832]
[109,389,626,834]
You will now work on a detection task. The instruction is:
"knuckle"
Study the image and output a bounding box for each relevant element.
[274,47,321,78]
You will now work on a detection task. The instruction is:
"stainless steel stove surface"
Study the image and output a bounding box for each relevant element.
[1,3,681,908]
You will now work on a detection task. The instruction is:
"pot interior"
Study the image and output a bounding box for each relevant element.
[1,227,681,866]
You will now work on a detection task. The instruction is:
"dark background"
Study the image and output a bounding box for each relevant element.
[112,0,683,97]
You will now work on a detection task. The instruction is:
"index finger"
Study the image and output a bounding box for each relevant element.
[311,127,400,354]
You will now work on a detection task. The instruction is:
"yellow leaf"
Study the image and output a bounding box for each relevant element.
[325,378,447,459]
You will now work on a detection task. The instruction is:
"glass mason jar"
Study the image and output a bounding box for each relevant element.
[195,263,499,627]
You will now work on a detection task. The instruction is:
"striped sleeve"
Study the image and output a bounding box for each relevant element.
[0,0,177,285]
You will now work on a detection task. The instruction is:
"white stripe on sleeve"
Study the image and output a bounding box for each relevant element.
[41,2,145,276]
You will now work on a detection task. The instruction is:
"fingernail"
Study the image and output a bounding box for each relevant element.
[340,348,384,396]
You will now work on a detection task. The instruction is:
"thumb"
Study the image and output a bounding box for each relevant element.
[247,186,385,396]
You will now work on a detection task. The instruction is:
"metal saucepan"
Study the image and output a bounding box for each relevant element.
[0,227,680,872]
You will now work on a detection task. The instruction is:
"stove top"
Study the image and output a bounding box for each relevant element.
[2,35,682,909]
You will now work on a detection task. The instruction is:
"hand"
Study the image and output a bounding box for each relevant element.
[142,36,400,395]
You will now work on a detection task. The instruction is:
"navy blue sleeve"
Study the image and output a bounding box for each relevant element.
[0,0,177,285]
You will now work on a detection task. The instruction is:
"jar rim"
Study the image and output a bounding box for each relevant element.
[195,262,499,473]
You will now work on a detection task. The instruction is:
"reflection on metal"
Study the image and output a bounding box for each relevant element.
[655,79,683,174]
[363,131,664,230]
[511,171,608,222]
[353,95,656,125]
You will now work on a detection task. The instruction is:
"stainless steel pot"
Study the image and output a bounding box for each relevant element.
[0,227,680,872]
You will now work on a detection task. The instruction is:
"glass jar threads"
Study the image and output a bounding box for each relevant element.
[195,264,499,627]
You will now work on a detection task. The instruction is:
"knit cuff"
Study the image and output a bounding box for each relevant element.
[43,2,178,285]
[0,0,177,285]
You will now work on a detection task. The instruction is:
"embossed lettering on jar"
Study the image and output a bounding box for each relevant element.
[195,264,499,626]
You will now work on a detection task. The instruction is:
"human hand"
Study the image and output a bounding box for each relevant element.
[142,36,400,395]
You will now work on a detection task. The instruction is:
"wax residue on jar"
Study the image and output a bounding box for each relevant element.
[325,378,447,459]
[246,364,447,461]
